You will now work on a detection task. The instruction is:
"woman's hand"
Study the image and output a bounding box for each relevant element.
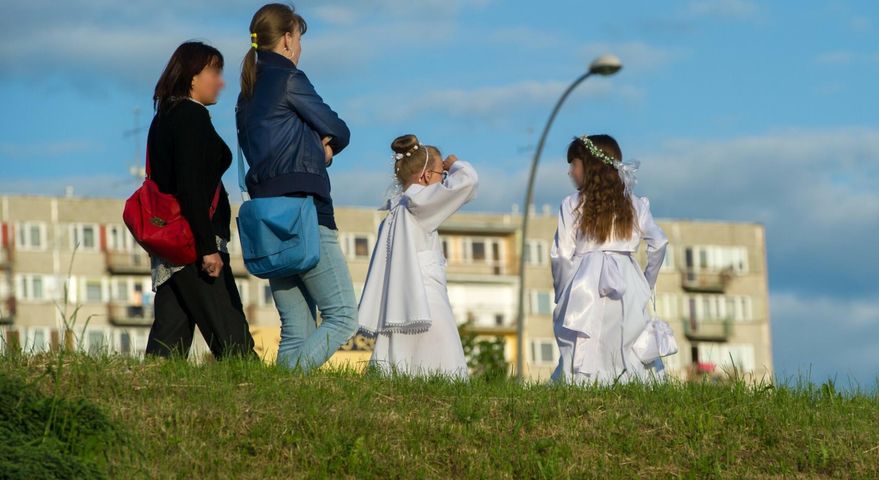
[443,154,458,171]
[201,253,223,278]
[322,137,334,165]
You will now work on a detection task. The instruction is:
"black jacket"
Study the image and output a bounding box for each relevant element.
[235,51,350,202]
[147,99,231,259]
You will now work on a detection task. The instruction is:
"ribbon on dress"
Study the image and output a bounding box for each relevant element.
[559,250,629,338]
[556,250,632,376]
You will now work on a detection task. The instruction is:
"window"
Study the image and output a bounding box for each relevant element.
[84,329,108,355]
[524,240,547,266]
[111,278,130,302]
[462,237,505,273]
[471,240,486,261]
[83,279,105,303]
[441,237,450,259]
[699,343,756,372]
[655,293,678,319]
[114,328,148,358]
[261,283,274,306]
[354,237,370,258]
[660,246,675,271]
[69,223,99,251]
[25,327,50,354]
[341,233,373,260]
[107,224,135,252]
[684,245,749,274]
[227,230,241,255]
[235,279,250,306]
[16,222,46,250]
[530,338,558,365]
[530,291,553,316]
[16,275,50,301]
[118,331,131,355]
[494,314,505,326]
[685,294,753,322]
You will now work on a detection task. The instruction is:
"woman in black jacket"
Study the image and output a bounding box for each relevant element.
[145,42,256,360]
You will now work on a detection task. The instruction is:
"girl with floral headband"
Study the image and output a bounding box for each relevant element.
[358,134,478,378]
[551,134,675,385]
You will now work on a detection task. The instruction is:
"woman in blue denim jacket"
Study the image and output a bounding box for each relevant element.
[236,3,357,371]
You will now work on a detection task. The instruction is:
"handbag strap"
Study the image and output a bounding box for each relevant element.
[145,147,152,179]
[237,140,251,202]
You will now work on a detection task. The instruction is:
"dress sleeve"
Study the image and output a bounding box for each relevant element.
[172,106,218,258]
[406,160,478,232]
[550,195,578,302]
[638,196,668,289]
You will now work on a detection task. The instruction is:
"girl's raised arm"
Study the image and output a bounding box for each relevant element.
[407,160,478,232]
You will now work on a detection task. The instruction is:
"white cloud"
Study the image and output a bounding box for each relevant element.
[686,0,759,18]
[0,0,482,91]
[771,291,879,388]
[579,42,689,73]
[815,50,879,66]
[345,78,644,123]
[0,141,95,158]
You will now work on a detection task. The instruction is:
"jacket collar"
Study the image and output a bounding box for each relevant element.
[258,50,297,69]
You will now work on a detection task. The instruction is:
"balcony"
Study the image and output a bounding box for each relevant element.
[682,318,732,343]
[0,297,15,325]
[106,250,151,274]
[681,268,733,293]
[108,303,154,327]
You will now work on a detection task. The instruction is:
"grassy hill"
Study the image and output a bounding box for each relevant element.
[1,352,878,479]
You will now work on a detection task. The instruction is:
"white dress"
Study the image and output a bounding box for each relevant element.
[551,192,669,385]
[358,161,478,379]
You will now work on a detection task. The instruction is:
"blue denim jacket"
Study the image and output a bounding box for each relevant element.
[235,51,350,201]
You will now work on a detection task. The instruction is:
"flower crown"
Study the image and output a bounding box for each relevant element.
[392,143,421,162]
[577,135,640,195]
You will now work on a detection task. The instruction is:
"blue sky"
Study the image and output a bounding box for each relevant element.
[0,0,877,387]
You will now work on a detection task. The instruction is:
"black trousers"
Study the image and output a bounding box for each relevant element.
[147,252,257,360]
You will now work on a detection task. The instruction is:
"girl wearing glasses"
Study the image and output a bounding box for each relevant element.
[358,134,478,379]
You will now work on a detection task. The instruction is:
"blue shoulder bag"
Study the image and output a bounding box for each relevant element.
[235,145,320,279]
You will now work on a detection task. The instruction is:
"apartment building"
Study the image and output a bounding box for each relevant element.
[0,193,773,381]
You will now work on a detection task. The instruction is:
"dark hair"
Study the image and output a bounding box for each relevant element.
[153,41,224,114]
[567,134,636,243]
[241,3,308,98]
[391,134,440,184]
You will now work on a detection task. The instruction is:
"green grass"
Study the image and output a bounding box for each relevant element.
[1,352,878,479]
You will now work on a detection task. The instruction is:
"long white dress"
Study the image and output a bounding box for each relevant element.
[551,192,669,385]
[358,161,478,379]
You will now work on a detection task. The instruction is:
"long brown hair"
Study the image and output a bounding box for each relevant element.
[153,42,223,114]
[391,134,440,185]
[240,3,308,99]
[568,134,636,243]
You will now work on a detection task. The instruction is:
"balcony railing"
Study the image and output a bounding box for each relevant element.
[682,318,732,342]
[681,268,734,293]
[106,250,151,274]
[107,303,153,327]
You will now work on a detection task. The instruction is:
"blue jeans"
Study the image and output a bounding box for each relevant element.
[269,226,358,371]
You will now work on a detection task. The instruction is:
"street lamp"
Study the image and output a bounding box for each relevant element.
[514,54,622,381]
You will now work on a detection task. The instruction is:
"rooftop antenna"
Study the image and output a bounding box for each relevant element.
[123,107,146,180]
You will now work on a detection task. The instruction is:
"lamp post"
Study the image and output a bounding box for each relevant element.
[514,55,623,381]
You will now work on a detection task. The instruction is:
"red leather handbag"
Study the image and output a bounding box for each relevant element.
[123,150,221,265]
